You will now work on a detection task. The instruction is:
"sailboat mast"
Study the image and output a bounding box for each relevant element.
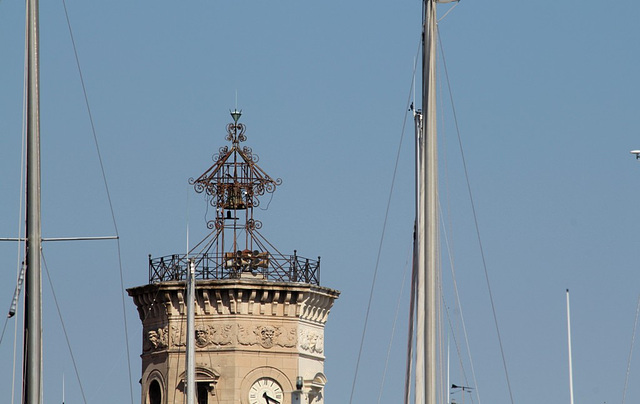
[24,0,43,402]
[406,110,420,404]
[419,0,438,403]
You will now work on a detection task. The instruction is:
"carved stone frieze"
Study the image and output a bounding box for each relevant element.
[299,329,324,354]
[237,324,297,349]
[194,324,234,347]
[155,323,296,350]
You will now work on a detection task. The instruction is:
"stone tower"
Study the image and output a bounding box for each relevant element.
[128,111,339,404]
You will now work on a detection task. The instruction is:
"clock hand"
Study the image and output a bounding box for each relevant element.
[262,392,281,404]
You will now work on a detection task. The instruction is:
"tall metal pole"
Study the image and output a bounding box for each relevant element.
[421,1,438,404]
[23,0,43,402]
[415,103,426,404]
[186,260,196,404]
[406,111,422,404]
[566,289,574,404]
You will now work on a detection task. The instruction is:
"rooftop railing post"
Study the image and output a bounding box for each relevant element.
[293,250,298,282]
[303,259,309,283]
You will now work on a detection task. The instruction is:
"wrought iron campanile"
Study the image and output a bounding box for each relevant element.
[189,109,282,274]
[131,110,338,404]
[148,110,320,284]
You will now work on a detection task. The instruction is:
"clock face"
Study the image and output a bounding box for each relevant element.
[248,377,283,404]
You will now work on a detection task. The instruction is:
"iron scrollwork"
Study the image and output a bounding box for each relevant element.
[164,112,320,287]
[226,122,246,144]
[206,219,223,230]
[246,219,262,230]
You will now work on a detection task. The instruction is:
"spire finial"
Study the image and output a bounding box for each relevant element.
[230,109,242,123]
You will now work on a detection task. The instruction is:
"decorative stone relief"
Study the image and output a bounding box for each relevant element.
[156,323,297,350]
[237,324,297,349]
[145,327,169,351]
[194,324,234,347]
[171,325,186,347]
[299,329,324,354]
[210,324,234,346]
[280,328,298,348]
[195,325,210,348]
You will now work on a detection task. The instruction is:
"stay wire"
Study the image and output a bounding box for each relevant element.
[11,14,30,403]
[438,64,478,402]
[348,36,421,404]
[440,202,480,404]
[0,317,8,347]
[622,294,640,404]
[437,27,515,404]
[376,245,412,404]
[42,251,88,404]
[60,2,134,403]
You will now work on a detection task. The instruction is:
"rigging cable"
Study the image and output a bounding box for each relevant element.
[439,201,479,404]
[348,36,421,404]
[437,26,516,404]
[436,46,481,404]
[42,251,88,404]
[376,245,412,404]
[0,319,8,348]
[11,18,31,403]
[60,2,134,403]
[621,294,640,404]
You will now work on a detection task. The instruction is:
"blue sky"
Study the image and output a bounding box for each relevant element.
[1,1,640,403]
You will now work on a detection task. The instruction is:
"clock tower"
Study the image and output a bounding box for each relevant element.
[128,110,339,404]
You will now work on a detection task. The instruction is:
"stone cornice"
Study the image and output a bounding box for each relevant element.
[127,278,340,326]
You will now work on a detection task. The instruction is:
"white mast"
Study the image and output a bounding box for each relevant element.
[566,289,575,404]
[24,0,43,402]
[411,1,438,403]
[418,1,439,403]
[185,259,196,404]
[404,110,424,404]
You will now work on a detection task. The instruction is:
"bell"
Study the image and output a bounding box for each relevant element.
[250,251,269,269]
[223,187,247,210]
[223,252,237,269]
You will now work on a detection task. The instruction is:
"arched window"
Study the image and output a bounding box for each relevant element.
[197,382,209,404]
[149,380,162,404]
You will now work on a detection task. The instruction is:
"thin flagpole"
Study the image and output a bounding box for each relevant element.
[185,260,196,403]
[566,289,574,404]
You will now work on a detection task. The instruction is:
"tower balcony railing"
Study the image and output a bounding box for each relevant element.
[148,251,320,285]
